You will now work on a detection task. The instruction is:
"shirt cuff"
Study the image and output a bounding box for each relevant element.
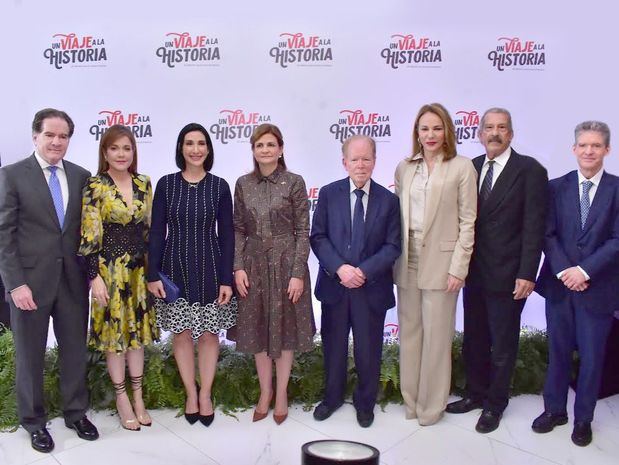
[577,265,590,281]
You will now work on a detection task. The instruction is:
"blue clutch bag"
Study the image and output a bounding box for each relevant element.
[158,272,180,303]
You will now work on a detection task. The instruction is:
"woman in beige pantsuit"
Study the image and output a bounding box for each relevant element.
[394,103,477,425]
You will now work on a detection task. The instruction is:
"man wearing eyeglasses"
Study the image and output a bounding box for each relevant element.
[446,108,548,433]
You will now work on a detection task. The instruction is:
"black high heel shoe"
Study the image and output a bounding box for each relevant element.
[184,381,200,425]
[199,412,214,427]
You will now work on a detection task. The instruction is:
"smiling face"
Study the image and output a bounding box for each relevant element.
[105,135,134,174]
[182,130,209,170]
[573,130,609,178]
[479,111,513,159]
[417,111,445,157]
[32,117,70,165]
[252,133,283,172]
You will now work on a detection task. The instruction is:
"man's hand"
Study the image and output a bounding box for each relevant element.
[337,264,365,288]
[560,267,588,291]
[513,278,535,300]
[11,285,37,311]
[446,274,464,293]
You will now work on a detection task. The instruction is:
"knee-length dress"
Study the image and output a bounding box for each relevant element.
[79,173,159,353]
[230,167,315,358]
[147,172,236,339]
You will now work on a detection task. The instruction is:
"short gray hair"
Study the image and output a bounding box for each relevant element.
[480,107,513,133]
[341,135,376,158]
[574,120,610,147]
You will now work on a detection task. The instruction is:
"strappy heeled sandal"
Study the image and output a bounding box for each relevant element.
[113,380,140,431]
[129,375,152,427]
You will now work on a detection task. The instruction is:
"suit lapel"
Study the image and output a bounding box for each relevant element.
[26,154,61,229]
[480,151,523,217]
[338,178,352,241]
[63,161,82,234]
[364,179,380,242]
[423,156,447,233]
[399,161,416,233]
[560,171,581,240]
[579,171,610,237]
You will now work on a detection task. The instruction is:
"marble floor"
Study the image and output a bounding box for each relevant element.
[1,392,618,465]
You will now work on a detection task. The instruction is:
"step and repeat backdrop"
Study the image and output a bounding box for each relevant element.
[1,1,617,339]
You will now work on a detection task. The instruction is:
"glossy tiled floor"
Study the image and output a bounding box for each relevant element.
[1,392,618,465]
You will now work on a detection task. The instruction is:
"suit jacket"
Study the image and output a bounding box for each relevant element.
[310,177,401,311]
[0,154,90,307]
[536,170,619,314]
[466,149,548,292]
[394,154,477,289]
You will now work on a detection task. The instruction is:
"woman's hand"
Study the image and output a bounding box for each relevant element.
[287,277,304,304]
[234,270,249,298]
[147,280,166,299]
[91,275,110,306]
[446,274,464,293]
[218,285,233,305]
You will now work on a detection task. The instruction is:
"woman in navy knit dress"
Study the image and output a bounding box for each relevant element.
[147,123,236,427]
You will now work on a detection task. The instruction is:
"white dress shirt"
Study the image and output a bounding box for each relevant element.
[349,177,370,223]
[34,151,69,211]
[479,147,511,192]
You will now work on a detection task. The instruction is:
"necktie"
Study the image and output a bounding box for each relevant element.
[351,189,365,264]
[479,160,495,204]
[580,180,593,229]
[48,166,65,227]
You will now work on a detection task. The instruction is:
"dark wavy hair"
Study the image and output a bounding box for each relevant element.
[175,123,214,171]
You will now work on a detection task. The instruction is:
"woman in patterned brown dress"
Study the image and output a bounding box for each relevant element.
[232,124,315,424]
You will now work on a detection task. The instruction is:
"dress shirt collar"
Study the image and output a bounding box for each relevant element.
[34,151,65,171]
[349,177,371,196]
[578,168,604,186]
[257,165,283,183]
[484,146,511,168]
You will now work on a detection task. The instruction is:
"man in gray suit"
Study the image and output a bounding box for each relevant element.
[0,108,98,452]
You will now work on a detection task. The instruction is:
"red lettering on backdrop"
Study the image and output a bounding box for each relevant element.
[456,111,480,126]
[391,34,429,50]
[499,37,535,53]
[53,33,94,50]
[280,33,319,48]
[166,32,208,48]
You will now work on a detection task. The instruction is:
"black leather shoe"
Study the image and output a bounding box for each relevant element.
[571,421,592,447]
[531,411,568,433]
[199,413,214,427]
[356,410,374,428]
[446,397,483,414]
[475,410,502,433]
[30,428,54,453]
[65,416,99,441]
[313,402,340,421]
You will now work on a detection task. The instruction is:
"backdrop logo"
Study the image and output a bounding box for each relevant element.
[381,34,442,69]
[307,186,320,213]
[90,111,152,142]
[384,323,399,343]
[269,33,333,68]
[454,110,480,145]
[156,32,220,68]
[488,37,545,71]
[329,110,391,143]
[43,33,107,69]
[209,110,272,145]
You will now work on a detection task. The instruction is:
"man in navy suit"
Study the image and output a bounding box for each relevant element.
[310,135,401,427]
[533,121,619,447]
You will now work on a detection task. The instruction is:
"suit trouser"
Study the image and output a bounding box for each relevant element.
[397,235,458,424]
[543,293,613,422]
[462,286,525,413]
[10,273,89,432]
[320,290,387,413]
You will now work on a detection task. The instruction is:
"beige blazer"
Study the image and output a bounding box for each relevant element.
[394,154,477,290]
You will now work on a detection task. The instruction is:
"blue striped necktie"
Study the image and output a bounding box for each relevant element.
[48,166,65,227]
[580,180,593,229]
[479,160,495,204]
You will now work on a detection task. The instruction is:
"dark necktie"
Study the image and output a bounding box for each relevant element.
[580,180,593,229]
[479,160,495,204]
[48,166,65,227]
[351,189,365,264]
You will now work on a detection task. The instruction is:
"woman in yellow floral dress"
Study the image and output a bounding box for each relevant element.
[79,124,159,431]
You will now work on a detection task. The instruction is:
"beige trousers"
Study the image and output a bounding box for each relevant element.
[397,234,458,425]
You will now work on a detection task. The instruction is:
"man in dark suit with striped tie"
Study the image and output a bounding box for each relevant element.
[533,121,619,447]
[446,108,548,433]
[0,109,99,452]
